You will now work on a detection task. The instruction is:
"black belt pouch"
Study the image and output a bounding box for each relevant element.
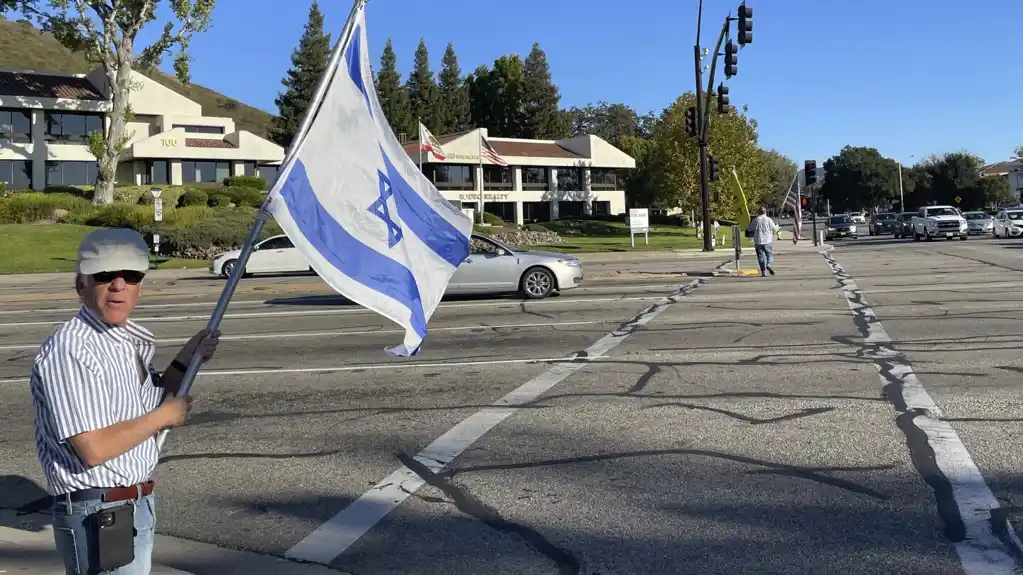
[88,503,135,571]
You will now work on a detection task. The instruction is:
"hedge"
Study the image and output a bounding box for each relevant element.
[177,189,208,207]
[223,175,266,190]
[0,192,92,224]
[158,207,281,259]
[219,186,264,208]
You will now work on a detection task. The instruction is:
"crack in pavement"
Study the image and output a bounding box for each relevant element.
[821,250,1023,571]
[644,403,837,425]
[396,451,580,574]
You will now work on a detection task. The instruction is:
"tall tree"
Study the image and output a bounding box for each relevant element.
[468,55,526,138]
[436,42,470,134]
[20,0,215,204]
[977,175,1013,207]
[919,152,984,207]
[567,102,646,148]
[758,149,798,210]
[269,1,331,149]
[406,39,439,132]
[374,38,413,138]
[521,43,568,139]
[818,146,900,213]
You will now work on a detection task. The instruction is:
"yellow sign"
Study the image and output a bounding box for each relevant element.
[954,195,961,204]
[161,138,178,147]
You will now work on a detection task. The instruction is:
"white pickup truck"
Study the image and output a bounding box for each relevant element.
[911,205,968,241]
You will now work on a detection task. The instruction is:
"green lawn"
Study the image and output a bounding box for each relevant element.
[0,224,208,274]
[532,219,751,252]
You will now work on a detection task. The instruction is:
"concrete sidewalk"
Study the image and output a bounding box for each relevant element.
[0,510,347,574]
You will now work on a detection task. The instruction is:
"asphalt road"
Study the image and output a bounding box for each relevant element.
[1,237,1021,574]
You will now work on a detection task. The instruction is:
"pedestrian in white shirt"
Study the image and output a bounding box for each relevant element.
[746,206,780,277]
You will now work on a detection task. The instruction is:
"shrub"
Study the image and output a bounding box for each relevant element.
[159,208,280,258]
[0,192,92,223]
[524,223,550,232]
[223,175,266,190]
[167,205,214,228]
[81,204,155,234]
[177,188,209,207]
[475,211,505,226]
[218,186,264,208]
[43,185,92,200]
[208,193,231,207]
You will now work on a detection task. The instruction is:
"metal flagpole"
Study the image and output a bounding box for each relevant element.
[477,130,484,223]
[156,0,368,451]
[418,121,423,173]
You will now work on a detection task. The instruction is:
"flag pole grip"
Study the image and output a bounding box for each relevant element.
[156,0,367,453]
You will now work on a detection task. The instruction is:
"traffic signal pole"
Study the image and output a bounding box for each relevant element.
[694,45,712,251]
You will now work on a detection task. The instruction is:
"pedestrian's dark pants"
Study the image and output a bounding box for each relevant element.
[754,243,773,273]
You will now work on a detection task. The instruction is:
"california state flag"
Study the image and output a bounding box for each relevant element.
[418,122,446,161]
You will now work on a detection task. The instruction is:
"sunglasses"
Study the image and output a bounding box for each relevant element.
[91,270,146,285]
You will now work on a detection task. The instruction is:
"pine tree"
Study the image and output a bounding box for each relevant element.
[406,39,439,133]
[270,1,332,149]
[522,42,569,139]
[437,43,470,134]
[375,39,413,138]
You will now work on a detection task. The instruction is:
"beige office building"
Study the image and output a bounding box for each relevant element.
[0,68,283,190]
[403,128,635,225]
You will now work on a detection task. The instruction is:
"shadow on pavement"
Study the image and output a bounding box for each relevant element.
[0,475,51,528]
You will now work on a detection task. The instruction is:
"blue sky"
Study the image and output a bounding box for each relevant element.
[135,0,1018,167]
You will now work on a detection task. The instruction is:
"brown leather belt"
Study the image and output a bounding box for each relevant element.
[60,480,154,503]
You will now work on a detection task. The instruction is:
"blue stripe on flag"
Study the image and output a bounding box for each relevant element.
[278,159,427,339]
[346,25,372,114]
[379,146,469,268]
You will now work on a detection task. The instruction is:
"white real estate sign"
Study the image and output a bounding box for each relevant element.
[629,208,649,247]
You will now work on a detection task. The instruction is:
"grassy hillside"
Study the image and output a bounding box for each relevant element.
[0,16,274,137]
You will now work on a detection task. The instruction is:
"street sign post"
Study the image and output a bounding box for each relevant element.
[629,208,649,248]
[151,188,163,254]
[732,225,742,271]
[954,195,962,207]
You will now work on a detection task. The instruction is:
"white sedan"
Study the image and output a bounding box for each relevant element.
[992,209,1023,238]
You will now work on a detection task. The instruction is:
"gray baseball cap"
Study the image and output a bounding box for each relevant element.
[76,228,150,276]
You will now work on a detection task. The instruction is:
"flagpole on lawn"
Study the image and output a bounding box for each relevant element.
[417,121,423,174]
[156,0,368,452]
[477,130,483,224]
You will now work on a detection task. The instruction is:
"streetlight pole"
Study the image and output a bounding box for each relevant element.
[897,154,914,211]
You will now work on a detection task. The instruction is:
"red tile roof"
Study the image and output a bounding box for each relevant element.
[185,138,234,149]
[399,130,584,161]
[0,71,104,100]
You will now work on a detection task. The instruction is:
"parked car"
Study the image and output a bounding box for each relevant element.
[893,212,916,238]
[825,215,858,240]
[963,211,994,235]
[209,232,583,299]
[868,212,898,235]
[849,212,867,225]
[992,209,1023,238]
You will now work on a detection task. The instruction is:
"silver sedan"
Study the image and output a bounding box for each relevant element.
[963,211,993,235]
[449,233,583,299]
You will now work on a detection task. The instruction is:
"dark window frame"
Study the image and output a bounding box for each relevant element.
[0,108,32,143]
[424,163,475,190]
[0,159,32,189]
[557,167,583,191]
[482,165,512,190]
[45,160,98,186]
[590,168,621,190]
[44,111,104,144]
[172,124,225,134]
[522,167,548,190]
[182,160,231,183]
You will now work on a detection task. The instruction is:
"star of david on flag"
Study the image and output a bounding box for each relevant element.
[265,3,472,357]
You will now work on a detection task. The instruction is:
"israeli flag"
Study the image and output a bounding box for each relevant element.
[266,5,472,357]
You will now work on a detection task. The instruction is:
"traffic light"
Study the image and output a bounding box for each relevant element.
[684,106,697,137]
[716,83,729,114]
[804,160,817,186]
[708,155,720,181]
[724,41,737,78]
[737,3,753,46]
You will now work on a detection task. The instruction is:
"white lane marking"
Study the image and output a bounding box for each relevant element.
[822,252,1023,573]
[282,278,707,565]
[0,298,275,316]
[0,296,661,328]
[0,320,606,351]
[0,356,575,386]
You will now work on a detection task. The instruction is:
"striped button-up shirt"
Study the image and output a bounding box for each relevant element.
[31,305,164,496]
[748,214,780,246]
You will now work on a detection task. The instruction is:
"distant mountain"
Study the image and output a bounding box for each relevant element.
[0,16,274,137]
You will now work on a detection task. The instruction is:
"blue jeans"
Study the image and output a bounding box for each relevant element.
[52,493,155,575]
[754,243,774,272]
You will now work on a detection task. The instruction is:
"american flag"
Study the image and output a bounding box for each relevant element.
[780,172,803,241]
[480,133,508,166]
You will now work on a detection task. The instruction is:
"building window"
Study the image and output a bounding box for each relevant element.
[0,108,32,143]
[145,160,169,185]
[482,165,511,190]
[557,168,582,191]
[590,168,622,190]
[558,201,586,217]
[522,167,548,189]
[0,160,32,189]
[591,200,611,215]
[258,164,278,183]
[46,161,98,186]
[242,161,256,177]
[182,160,231,183]
[423,164,474,190]
[173,124,225,134]
[484,201,516,222]
[523,201,551,222]
[45,112,104,143]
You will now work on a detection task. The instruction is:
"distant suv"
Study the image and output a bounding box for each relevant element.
[868,212,897,235]
[911,205,968,241]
